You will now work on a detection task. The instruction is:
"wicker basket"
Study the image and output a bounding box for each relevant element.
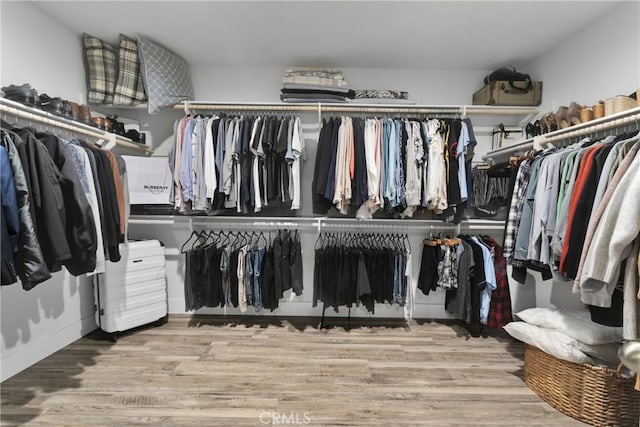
[524,345,640,426]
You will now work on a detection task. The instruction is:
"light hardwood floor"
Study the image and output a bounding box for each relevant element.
[1,316,586,426]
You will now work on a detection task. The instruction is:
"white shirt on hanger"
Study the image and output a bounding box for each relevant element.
[291,116,306,210]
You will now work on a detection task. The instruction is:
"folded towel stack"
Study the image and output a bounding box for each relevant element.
[281,68,353,103]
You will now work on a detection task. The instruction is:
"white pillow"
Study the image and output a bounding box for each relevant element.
[516,307,623,345]
[503,322,593,364]
[575,341,620,365]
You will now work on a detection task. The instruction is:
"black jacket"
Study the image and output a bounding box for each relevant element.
[38,133,97,276]
[13,128,71,272]
[0,130,51,289]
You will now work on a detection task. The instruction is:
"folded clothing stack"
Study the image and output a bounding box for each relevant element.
[281,68,353,103]
[350,89,414,104]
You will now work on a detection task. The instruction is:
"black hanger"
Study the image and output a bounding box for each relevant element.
[191,230,208,250]
[403,233,411,253]
[180,230,200,254]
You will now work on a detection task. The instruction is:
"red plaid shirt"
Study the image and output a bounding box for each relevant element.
[483,236,513,328]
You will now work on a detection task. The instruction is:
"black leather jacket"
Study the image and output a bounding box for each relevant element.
[1,130,51,289]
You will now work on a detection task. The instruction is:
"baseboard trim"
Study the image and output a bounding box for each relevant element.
[1,314,97,382]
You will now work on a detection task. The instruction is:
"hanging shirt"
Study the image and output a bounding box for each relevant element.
[561,143,610,279]
[513,156,544,263]
[403,247,415,321]
[393,119,405,207]
[378,119,387,207]
[333,117,353,214]
[503,158,531,260]
[458,121,471,201]
[365,118,380,211]
[425,119,447,213]
[237,246,248,313]
[552,146,588,260]
[471,236,496,324]
[384,119,397,206]
[580,150,640,308]
[527,154,552,263]
[323,117,340,203]
[543,150,572,264]
[178,118,196,204]
[250,117,264,212]
[290,116,306,210]
[484,237,513,329]
[192,117,208,211]
[172,116,189,210]
[222,118,237,200]
[204,116,218,204]
[215,119,227,198]
[357,119,382,218]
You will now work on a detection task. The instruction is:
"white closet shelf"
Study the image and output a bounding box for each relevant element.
[88,103,149,110]
[128,215,506,231]
[483,105,640,164]
[0,97,153,155]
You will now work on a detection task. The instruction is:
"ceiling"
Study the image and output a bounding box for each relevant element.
[32,1,621,70]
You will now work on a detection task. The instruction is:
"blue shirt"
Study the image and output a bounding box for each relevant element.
[0,145,19,250]
[394,119,405,206]
[382,119,394,203]
[471,236,496,324]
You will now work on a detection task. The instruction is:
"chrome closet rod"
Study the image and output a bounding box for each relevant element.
[183,102,318,112]
[0,98,153,154]
[318,105,537,115]
[128,215,506,232]
[482,138,535,163]
[483,106,640,164]
[178,101,538,116]
[128,215,322,230]
[543,110,640,145]
[1,101,107,140]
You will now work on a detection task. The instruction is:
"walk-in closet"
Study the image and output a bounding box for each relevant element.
[1,1,639,426]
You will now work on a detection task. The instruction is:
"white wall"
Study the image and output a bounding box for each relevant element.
[0,2,86,103]
[523,1,640,113]
[509,0,640,314]
[191,65,490,105]
[0,2,96,381]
